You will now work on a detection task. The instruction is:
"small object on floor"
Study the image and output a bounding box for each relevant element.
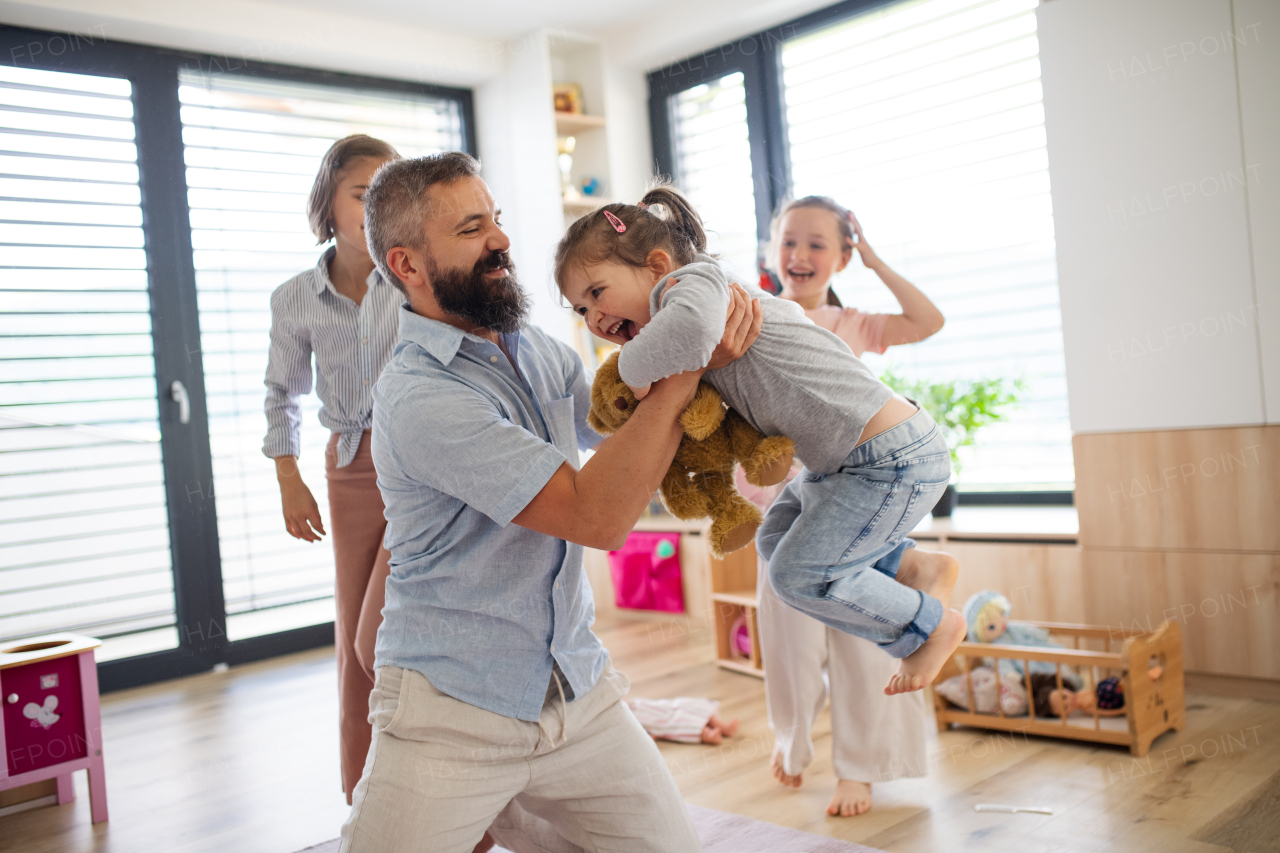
[974,803,1054,815]
[626,697,740,744]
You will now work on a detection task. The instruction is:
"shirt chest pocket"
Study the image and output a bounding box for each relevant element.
[542,396,580,470]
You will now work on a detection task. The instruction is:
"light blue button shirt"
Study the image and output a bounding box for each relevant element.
[372,305,605,721]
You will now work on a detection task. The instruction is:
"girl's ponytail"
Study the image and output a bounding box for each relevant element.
[640,185,707,258]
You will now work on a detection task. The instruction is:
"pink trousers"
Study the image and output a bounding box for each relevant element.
[325,431,392,805]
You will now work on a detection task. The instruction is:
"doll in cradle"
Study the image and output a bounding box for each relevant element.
[963,590,1081,687]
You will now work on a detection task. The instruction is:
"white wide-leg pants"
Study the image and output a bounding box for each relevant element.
[758,555,929,783]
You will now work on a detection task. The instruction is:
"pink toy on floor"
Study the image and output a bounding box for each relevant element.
[0,634,108,823]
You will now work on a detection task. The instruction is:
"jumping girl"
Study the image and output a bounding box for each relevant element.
[749,196,955,817]
[554,187,965,696]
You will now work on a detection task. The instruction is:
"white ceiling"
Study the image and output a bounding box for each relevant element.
[251,0,837,70]
[260,0,677,43]
[0,0,838,82]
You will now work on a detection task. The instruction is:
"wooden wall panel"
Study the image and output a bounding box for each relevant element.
[1079,550,1280,679]
[1074,425,1280,551]
[937,542,1085,624]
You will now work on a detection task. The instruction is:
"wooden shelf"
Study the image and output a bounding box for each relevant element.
[633,516,708,534]
[555,112,607,135]
[712,588,758,608]
[911,506,1079,543]
[715,658,765,679]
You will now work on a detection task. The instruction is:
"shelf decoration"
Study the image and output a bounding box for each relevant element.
[553,82,583,114]
[557,135,579,202]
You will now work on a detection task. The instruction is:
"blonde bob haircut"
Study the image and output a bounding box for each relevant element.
[306,134,400,244]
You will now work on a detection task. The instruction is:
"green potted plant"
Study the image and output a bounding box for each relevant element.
[880,370,1023,517]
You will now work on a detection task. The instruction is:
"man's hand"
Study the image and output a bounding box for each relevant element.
[707,282,763,370]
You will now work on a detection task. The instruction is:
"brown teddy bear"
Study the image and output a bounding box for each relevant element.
[587,350,796,557]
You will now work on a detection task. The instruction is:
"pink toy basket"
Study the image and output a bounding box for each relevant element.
[607,532,684,614]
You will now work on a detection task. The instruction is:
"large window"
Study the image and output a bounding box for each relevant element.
[0,26,473,688]
[670,72,760,281]
[650,0,1073,494]
[784,0,1070,489]
[0,65,177,662]
[179,71,464,641]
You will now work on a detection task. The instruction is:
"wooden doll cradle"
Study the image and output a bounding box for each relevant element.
[930,619,1185,757]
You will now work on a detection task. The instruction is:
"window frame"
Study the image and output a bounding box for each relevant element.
[0,24,476,689]
[646,1,1073,506]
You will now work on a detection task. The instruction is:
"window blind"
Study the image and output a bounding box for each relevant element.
[782,0,1072,489]
[671,72,760,282]
[0,65,178,660]
[177,71,464,640]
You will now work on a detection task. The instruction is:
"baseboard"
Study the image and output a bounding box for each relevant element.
[0,794,57,818]
[1185,671,1280,703]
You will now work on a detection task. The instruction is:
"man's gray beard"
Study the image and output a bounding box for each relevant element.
[427,250,528,334]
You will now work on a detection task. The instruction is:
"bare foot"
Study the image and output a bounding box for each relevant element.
[706,713,739,740]
[885,609,966,695]
[827,780,872,817]
[700,724,723,745]
[770,746,803,788]
[896,549,959,610]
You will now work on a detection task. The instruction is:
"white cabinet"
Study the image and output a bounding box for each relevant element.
[1038,0,1269,433]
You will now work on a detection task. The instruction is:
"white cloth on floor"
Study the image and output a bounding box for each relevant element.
[626,697,719,743]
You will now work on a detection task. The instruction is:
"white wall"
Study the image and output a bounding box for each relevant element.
[475,30,575,346]
[1235,0,1280,423]
[1038,0,1271,434]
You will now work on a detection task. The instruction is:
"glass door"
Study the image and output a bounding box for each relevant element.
[0,64,178,661]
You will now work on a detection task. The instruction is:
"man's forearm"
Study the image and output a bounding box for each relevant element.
[568,375,693,548]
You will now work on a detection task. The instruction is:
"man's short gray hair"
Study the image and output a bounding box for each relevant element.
[364,151,482,293]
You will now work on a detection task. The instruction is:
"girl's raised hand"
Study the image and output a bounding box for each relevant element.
[847,210,879,267]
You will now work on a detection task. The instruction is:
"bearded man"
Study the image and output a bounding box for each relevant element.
[340,153,759,853]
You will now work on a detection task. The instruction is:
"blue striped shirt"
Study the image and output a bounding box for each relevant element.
[262,247,400,468]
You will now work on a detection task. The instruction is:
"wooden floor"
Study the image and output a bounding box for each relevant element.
[5,612,1279,853]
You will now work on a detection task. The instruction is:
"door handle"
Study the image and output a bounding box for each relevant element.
[170,380,190,424]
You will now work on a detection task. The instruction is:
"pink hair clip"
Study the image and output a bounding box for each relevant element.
[603,210,626,233]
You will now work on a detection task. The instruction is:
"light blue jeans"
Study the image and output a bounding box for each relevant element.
[758,407,951,659]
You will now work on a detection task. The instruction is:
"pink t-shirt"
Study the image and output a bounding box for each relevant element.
[735,303,892,509]
[804,304,890,358]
